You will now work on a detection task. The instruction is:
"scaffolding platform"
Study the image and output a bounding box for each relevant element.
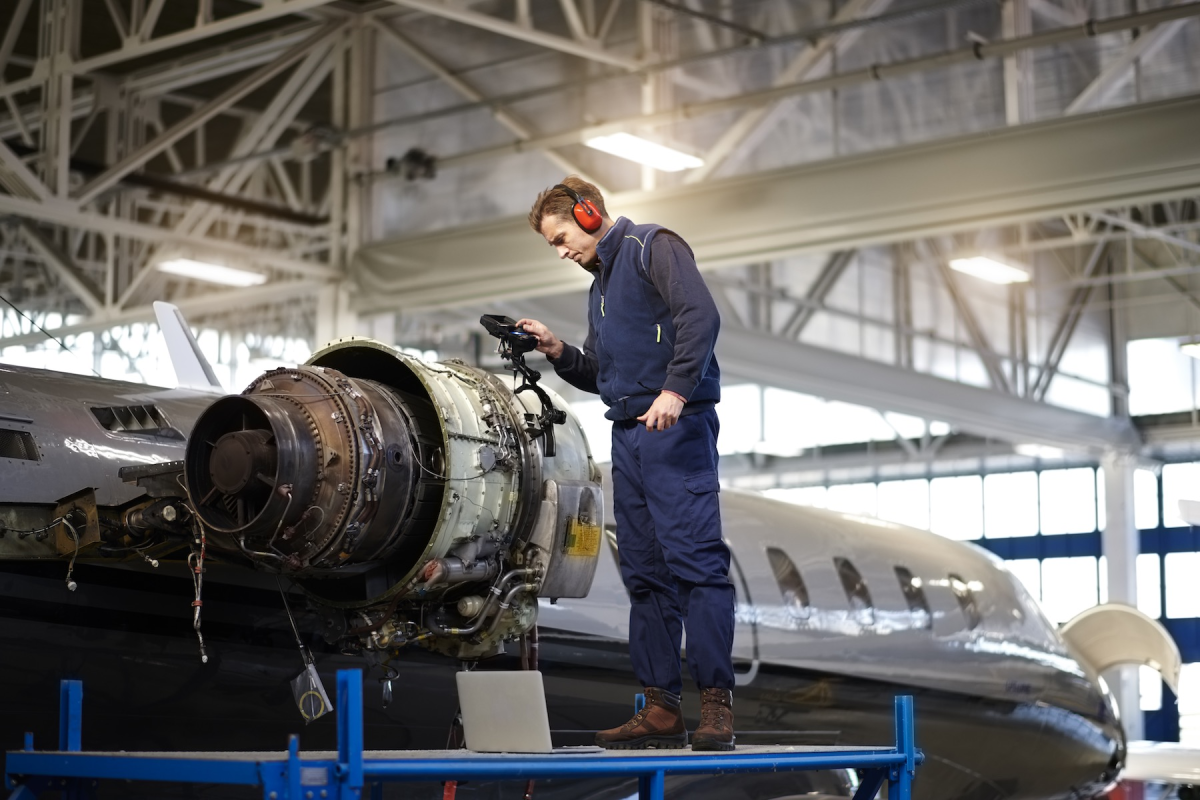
[4,671,922,800]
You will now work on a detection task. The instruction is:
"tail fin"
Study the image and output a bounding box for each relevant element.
[153,301,223,392]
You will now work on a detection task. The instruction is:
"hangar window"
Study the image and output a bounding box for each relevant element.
[949,572,982,629]
[894,566,932,629]
[766,547,810,619]
[90,405,183,440]
[0,428,38,461]
[834,557,874,624]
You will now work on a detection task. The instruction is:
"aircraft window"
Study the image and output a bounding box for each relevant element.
[894,566,932,629]
[834,557,875,624]
[949,573,982,629]
[0,428,38,461]
[765,547,810,618]
[90,405,183,440]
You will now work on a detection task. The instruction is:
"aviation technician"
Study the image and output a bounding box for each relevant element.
[518,177,736,752]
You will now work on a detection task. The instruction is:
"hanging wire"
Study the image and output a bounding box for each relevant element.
[188,523,209,663]
[0,293,103,378]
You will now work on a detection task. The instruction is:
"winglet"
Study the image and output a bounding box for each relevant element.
[153,301,223,392]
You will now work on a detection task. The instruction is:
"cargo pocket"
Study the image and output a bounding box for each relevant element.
[683,471,722,542]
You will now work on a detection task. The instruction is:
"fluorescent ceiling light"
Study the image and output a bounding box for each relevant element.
[949,256,1030,285]
[584,133,703,172]
[158,258,267,287]
[1015,443,1065,459]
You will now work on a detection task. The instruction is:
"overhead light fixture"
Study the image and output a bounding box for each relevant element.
[949,256,1031,285]
[583,133,703,172]
[157,258,267,287]
[1015,443,1065,459]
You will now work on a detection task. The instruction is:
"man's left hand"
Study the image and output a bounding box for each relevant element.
[637,392,684,432]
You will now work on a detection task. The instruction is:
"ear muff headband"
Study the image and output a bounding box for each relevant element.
[554,184,602,233]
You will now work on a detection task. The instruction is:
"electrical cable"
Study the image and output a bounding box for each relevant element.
[0,294,103,378]
[188,522,209,663]
[63,517,80,592]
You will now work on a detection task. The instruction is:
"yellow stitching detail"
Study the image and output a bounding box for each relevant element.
[624,234,646,248]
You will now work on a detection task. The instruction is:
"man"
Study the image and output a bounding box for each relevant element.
[518,177,735,751]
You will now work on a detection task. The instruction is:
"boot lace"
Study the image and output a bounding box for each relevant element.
[622,704,653,731]
[700,704,728,730]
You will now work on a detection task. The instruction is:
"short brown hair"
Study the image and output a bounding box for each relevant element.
[528,176,608,232]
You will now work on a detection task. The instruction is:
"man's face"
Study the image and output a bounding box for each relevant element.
[540,215,599,270]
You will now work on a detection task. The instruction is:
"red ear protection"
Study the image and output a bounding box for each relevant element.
[554,184,602,233]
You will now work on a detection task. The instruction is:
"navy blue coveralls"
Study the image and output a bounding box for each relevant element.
[549,216,736,694]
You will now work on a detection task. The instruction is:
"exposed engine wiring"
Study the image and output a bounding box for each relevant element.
[5,516,65,540]
[188,522,209,663]
[63,517,80,592]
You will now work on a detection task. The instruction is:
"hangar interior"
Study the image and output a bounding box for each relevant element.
[1,0,1200,745]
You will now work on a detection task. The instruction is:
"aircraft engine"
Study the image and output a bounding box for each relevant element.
[182,338,603,659]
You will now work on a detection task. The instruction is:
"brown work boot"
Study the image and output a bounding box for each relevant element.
[595,687,688,750]
[692,687,735,751]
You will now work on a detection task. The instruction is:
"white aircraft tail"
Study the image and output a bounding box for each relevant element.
[153,301,224,393]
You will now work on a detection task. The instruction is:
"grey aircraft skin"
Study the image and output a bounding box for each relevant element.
[0,359,1123,800]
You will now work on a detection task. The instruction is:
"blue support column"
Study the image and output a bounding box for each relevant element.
[59,680,82,752]
[890,695,916,800]
[336,669,363,799]
[286,735,301,800]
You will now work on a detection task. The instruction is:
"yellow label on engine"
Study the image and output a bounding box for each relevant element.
[563,518,601,557]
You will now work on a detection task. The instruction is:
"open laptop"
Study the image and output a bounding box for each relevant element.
[455,670,556,753]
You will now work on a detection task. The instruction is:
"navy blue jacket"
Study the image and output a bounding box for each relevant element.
[550,217,721,421]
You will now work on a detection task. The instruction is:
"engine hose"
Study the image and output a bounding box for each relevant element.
[426,568,536,637]
[486,583,537,637]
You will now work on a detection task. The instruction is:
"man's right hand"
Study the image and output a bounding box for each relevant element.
[515,318,565,359]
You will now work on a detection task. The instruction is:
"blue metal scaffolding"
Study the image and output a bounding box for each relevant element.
[4,671,922,800]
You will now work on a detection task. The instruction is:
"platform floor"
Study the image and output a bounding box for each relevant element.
[25,744,888,761]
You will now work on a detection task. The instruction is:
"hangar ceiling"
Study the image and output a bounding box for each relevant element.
[1,0,1199,476]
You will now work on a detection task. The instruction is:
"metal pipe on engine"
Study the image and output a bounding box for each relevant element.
[425,568,535,637]
[487,583,537,636]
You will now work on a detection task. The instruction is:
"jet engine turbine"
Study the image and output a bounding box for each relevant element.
[183,338,603,659]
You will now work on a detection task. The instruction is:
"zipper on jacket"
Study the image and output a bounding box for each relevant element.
[656,323,661,342]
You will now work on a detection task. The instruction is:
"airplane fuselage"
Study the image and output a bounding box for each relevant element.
[0,363,1121,800]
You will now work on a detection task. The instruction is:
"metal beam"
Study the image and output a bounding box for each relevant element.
[123,23,322,97]
[75,23,342,206]
[0,0,33,77]
[934,258,1012,393]
[0,0,339,103]
[0,280,329,348]
[0,137,51,200]
[1031,242,1108,400]
[171,37,337,239]
[433,2,1200,170]
[371,19,603,190]
[0,193,335,279]
[352,95,1200,313]
[685,0,888,184]
[780,250,855,338]
[1066,19,1190,114]
[18,224,103,314]
[378,0,640,69]
[716,327,1141,453]
[1090,210,1200,257]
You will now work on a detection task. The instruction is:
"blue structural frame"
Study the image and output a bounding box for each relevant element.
[3,671,922,800]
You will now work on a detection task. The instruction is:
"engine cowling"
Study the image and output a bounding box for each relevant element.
[183,337,603,659]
